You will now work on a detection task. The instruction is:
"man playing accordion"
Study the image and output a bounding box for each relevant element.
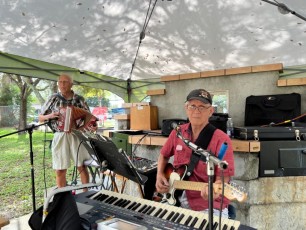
[39,74,97,191]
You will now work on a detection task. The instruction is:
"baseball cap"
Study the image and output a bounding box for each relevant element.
[186,89,212,104]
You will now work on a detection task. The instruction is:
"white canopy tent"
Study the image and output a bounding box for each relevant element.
[1,0,306,101]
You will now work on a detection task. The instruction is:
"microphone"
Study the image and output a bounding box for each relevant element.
[218,142,228,160]
[171,122,180,132]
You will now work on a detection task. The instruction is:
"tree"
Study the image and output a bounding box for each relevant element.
[7,74,48,130]
[74,86,111,107]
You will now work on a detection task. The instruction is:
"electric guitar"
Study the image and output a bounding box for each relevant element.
[162,163,247,206]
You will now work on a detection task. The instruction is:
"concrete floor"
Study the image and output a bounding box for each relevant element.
[2,213,32,230]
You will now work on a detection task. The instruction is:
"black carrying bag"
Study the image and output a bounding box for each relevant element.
[244,93,301,126]
[28,191,85,230]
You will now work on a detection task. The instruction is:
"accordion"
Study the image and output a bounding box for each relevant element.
[57,106,98,132]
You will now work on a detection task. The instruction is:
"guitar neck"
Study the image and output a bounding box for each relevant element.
[173,180,207,191]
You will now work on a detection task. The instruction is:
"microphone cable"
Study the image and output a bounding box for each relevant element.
[218,170,225,230]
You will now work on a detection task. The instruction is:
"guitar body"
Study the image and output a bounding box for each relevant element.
[163,163,187,206]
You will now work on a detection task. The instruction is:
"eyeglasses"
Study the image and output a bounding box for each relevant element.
[186,104,211,112]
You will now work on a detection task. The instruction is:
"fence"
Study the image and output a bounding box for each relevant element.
[0,106,19,127]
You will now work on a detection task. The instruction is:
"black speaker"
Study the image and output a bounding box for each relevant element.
[162,119,187,136]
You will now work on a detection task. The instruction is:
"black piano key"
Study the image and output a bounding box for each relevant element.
[116,199,127,207]
[170,212,179,222]
[222,224,228,230]
[138,204,148,213]
[141,205,151,214]
[94,194,108,201]
[230,226,236,230]
[205,222,219,230]
[175,213,185,223]
[104,196,116,203]
[131,203,141,211]
[166,211,175,220]
[198,219,207,229]
[113,198,124,206]
[92,194,102,200]
[127,202,137,209]
[154,208,162,217]
[184,216,193,226]
[108,197,118,204]
[158,209,168,218]
[146,206,156,215]
[121,200,131,208]
[190,217,198,227]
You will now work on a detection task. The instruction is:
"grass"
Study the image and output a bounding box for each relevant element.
[0,127,76,219]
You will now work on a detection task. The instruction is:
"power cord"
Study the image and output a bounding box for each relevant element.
[261,112,306,127]
[131,133,149,162]
[43,124,51,198]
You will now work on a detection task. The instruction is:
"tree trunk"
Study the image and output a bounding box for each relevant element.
[19,93,27,131]
[18,84,28,131]
[51,81,57,93]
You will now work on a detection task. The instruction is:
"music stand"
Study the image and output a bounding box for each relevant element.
[89,135,148,185]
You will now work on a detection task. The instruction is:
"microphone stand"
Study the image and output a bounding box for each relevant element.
[0,120,53,212]
[176,131,228,230]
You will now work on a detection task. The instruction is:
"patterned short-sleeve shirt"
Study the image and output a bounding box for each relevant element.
[40,91,90,132]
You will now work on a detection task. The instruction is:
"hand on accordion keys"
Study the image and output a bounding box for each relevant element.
[58,106,98,133]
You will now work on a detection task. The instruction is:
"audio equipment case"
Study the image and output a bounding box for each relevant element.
[234,126,306,141]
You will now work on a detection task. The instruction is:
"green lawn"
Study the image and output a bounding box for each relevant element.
[0,127,76,219]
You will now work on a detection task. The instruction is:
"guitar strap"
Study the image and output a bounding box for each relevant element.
[184,123,216,179]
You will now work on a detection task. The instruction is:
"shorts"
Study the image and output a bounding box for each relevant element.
[51,132,91,170]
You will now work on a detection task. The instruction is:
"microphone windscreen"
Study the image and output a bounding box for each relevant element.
[218,142,228,160]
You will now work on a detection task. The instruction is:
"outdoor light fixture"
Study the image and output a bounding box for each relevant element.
[277,3,290,15]
[261,0,306,22]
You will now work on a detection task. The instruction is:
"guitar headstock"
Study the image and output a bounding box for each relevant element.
[215,182,248,202]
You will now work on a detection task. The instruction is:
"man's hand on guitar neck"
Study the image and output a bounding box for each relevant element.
[155,173,170,194]
[200,177,230,201]
[200,180,221,200]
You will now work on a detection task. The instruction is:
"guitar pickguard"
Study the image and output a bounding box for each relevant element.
[164,164,188,206]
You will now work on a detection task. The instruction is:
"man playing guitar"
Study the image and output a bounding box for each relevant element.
[155,89,235,218]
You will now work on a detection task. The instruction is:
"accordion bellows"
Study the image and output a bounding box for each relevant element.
[58,106,98,132]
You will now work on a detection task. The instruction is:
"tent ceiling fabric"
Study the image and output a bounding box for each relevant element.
[1,0,306,92]
[0,51,163,102]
